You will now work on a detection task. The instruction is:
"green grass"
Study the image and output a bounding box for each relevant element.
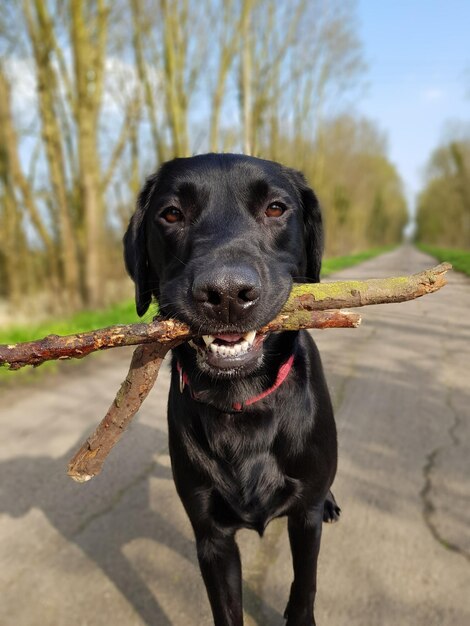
[0,298,143,345]
[0,299,150,384]
[417,244,470,277]
[0,245,395,383]
[321,245,394,276]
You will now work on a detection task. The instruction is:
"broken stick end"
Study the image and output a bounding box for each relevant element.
[437,262,452,272]
[68,470,95,483]
[352,315,362,327]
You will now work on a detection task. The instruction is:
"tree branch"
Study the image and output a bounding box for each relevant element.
[0,263,451,370]
[65,262,451,482]
[0,312,358,370]
[283,262,451,311]
[67,341,177,482]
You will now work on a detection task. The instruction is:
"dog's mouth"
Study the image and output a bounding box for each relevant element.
[189,330,265,371]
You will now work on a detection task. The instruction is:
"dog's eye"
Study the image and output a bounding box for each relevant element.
[161,207,184,224]
[265,202,286,218]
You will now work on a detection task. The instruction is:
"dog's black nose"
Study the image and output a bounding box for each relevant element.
[192,266,261,324]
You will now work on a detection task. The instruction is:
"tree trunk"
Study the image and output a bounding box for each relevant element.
[209,1,240,152]
[70,0,107,309]
[0,67,61,295]
[240,0,254,155]
[0,180,22,308]
[130,0,166,163]
[26,1,82,310]
[160,0,189,157]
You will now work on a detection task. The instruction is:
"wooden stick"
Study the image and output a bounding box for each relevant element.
[66,312,362,481]
[282,262,451,311]
[65,263,451,482]
[67,341,180,482]
[0,263,451,370]
[0,319,190,371]
[1,311,359,371]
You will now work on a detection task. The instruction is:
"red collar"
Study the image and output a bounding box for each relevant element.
[176,354,295,412]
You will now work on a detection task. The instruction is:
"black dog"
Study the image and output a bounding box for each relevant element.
[124,153,339,626]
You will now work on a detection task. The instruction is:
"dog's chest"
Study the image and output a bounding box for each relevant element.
[207,427,299,532]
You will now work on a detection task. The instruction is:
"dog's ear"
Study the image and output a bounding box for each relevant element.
[288,169,324,282]
[301,182,324,283]
[123,174,158,317]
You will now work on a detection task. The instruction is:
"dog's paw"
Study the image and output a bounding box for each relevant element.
[284,585,316,625]
[323,491,341,523]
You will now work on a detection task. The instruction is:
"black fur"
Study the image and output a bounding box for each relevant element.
[124,153,339,626]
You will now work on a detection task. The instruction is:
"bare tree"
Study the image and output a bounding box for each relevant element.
[69,0,109,308]
[159,0,209,156]
[417,137,470,248]
[1,0,399,320]
[208,0,242,152]
[0,66,59,289]
[130,0,166,162]
[24,0,83,309]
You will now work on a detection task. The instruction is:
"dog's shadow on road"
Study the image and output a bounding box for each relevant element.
[0,420,282,625]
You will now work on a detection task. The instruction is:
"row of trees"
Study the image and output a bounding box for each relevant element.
[415,134,470,249]
[279,115,408,257]
[0,0,408,315]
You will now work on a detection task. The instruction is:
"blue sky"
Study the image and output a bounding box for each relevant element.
[357,0,470,212]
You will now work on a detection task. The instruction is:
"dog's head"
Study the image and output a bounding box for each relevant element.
[124,153,323,377]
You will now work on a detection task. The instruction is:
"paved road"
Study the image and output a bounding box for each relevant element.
[1,246,469,626]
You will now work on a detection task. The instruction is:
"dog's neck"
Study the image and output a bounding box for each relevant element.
[172,331,299,413]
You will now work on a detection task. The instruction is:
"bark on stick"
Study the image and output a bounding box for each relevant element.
[65,314,363,480]
[0,263,451,370]
[67,341,178,482]
[59,262,452,482]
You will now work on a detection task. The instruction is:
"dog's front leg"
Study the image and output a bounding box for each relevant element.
[195,526,244,626]
[284,506,324,626]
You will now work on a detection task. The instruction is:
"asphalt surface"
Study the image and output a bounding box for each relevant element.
[0,245,469,626]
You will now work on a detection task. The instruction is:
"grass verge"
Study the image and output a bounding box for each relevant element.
[0,245,395,384]
[0,299,149,385]
[417,244,470,277]
[321,245,394,276]
[0,299,142,345]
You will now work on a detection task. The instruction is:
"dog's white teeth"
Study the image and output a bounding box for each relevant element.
[202,335,215,346]
[203,332,257,358]
[244,331,256,346]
